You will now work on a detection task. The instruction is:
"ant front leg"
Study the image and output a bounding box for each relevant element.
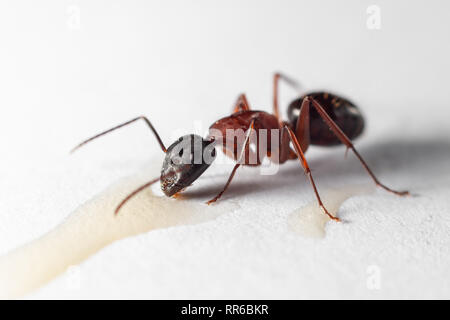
[206,119,256,205]
[283,124,340,222]
[307,97,410,196]
[206,163,241,205]
[232,93,251,113]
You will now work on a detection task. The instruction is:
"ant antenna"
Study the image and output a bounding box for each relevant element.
[70,116,167,154]
[115,177,160,215]
[275,72,303,94]
[115,165,190,215]
[273,72,304,121]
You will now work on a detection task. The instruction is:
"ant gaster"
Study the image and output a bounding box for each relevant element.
[71,73,409,220]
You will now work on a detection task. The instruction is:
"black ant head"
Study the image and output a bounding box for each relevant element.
[160,134,216,196]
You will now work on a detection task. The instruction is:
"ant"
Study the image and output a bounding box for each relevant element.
[71,72,409,220]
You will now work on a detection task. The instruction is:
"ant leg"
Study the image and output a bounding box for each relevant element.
[115,177,160,215]
[273,72,301,121]
[232,93,251,113]
[284,124,340,221]
[206,164,241,205]
[293,95,311,153]
[307,97,409,196]
[70,116,167,154]
[281,97,311,160]
[207,120,256,204]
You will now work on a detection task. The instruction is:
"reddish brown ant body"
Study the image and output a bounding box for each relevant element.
[71,73,409,220]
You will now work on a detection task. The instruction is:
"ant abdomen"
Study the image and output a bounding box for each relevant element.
[287,92,365,146]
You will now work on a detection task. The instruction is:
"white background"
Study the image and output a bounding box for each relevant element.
[0,0,449,299]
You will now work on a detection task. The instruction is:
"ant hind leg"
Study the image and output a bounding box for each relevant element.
[307,97,409,196]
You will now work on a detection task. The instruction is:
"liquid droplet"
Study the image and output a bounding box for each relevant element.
[288,185,374,238]
[0,176,236,299]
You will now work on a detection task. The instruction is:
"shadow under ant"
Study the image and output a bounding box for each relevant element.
[182,137,450,201]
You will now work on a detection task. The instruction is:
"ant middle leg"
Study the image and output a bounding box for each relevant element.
[307,97,409,196]
[283,124,340,221]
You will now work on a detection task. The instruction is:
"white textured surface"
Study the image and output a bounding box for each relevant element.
[1,0,449,299]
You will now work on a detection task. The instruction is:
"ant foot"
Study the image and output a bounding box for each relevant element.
[206,198,218,205]
[206,191,225,205]
[378,184,410,197]
[396,190,410,196]
[320,205,340,222]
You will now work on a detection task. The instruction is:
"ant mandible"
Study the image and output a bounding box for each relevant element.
[71,72,409,221]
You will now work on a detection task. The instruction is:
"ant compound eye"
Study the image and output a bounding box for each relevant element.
[160,134,216,196]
